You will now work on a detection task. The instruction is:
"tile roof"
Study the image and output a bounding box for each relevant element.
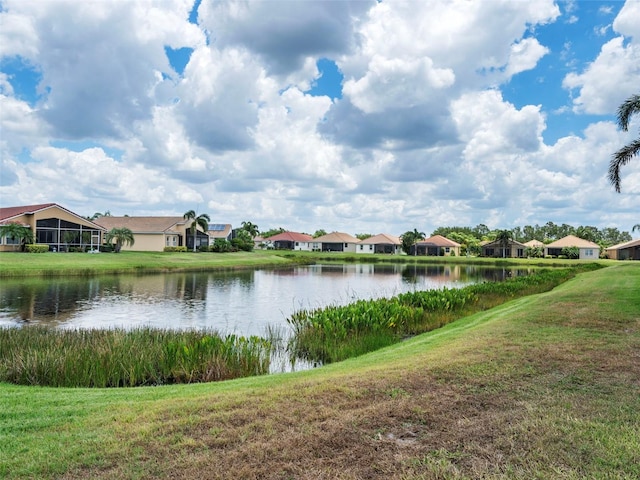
[545,235,600,249]
[0,203,58,223]
[605,238,640,250]
[265,231,314,242]
[313,232,359,243]
[93,216,186,233]
[358,233,401,245]
[416,235,461,247]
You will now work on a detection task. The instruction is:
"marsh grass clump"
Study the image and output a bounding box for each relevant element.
[287,265,602,364]
[0,327,272,387]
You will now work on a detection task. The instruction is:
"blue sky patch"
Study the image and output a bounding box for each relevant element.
[307,58,343,100]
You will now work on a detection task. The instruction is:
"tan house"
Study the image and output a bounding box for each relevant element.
[0,203,105,252]
[481,238,527,258]
[264,231,314,250]
[356,233,402,255]
[412,235,461,256]
[312,232,360,252]
[93,216,208,252]
[605,238,640,260]
[524,239,545,248]
[545,235,600,260]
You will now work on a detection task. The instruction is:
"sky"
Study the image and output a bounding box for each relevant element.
[0,0,639,237]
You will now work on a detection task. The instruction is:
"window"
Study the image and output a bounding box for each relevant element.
[445,247,450,253]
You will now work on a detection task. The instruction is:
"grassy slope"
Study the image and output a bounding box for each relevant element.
[1,263,639,479]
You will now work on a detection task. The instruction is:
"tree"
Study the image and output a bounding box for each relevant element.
[105,227,135,253]
[0,222,35,251]
[355,233,373,240]
[495,229,512,258]
[400,229,425,255]
[183,210,210,252]
[241,221,259,238]
[88,211,111,221]
[609,93,640,192]
[261,227,286,238]
[231,229,254,251]
[313,229,327,238]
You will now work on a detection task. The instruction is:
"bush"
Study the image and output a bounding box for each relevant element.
[164,246,188,253]
[25,244,49,253]
[99,244,114,253]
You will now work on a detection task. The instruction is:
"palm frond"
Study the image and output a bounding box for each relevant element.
[609,138,640,193]
[616,94,640,131]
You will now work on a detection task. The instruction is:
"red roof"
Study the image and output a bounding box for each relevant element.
[265,231,313,242]
[0,203,57,223]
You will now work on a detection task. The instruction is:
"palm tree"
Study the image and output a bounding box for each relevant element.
[105,227,135,253]
[400,228,425,255]
[241,221,259,238]
[609,93,640,193]
[183,210,210,252]
[495,229,512,258]
[0,222,35,251]
[633,224,640,233]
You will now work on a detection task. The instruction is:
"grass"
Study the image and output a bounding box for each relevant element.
[0,262,638,478]
[0,250,299,277]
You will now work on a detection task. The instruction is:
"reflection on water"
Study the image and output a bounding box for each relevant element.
[0,264,531,335]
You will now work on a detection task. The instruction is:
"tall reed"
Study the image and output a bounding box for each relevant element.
[0,327,272,387]
[287,265,601,364]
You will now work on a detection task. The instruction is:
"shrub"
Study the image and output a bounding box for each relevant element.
[25,244,49,253]
[164,246,188,253]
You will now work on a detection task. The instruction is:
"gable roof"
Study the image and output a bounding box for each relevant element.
[416,235,461,247]
[358,233,401,245]
[546,235,600,249]
[0,203,105,230]
[93,216,187,233]
[482,238,527,248]
[313,232,359,243]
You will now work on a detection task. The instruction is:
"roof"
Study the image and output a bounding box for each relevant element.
[416,235,461,247]
[357,233,401,245]
[265,231,313,242]
[546,235,600,249]
[0,203,105,230]
[207,224,232,238]
[93,216,187,233]
[524,239,545,248]
[605,238,640,250]
[313,231,360,243]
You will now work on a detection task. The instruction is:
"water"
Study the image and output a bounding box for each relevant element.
[0,263,528,335]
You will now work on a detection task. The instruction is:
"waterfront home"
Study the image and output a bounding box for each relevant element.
[481,238,527,258]
[544,235,600,259]
[0,203,105,252]
[312,232,360,252]
[264,231,314,250]
[356,233,402,254]
[94,216,208,251]
[207,223,233,245]
[605,238,640,260]
[412,235,461,256]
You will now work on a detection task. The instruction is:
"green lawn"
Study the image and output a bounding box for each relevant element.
[1,262,638,479]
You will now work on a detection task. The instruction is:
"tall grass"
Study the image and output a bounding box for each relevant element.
[0,327,272,387]
[287,264,602,364]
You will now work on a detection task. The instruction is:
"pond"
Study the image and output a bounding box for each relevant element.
[0,263,529,336]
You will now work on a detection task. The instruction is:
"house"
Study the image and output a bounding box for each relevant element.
[207,224,233,244]
[605,238,640,260]
[544,235,600,259]
[93,216,208,251]
[481,238,527,258]
[264,231,314,250]
[0,203,105,252]
[312,232,360,252]
[356,233,402,254]
[412,235,461,256]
